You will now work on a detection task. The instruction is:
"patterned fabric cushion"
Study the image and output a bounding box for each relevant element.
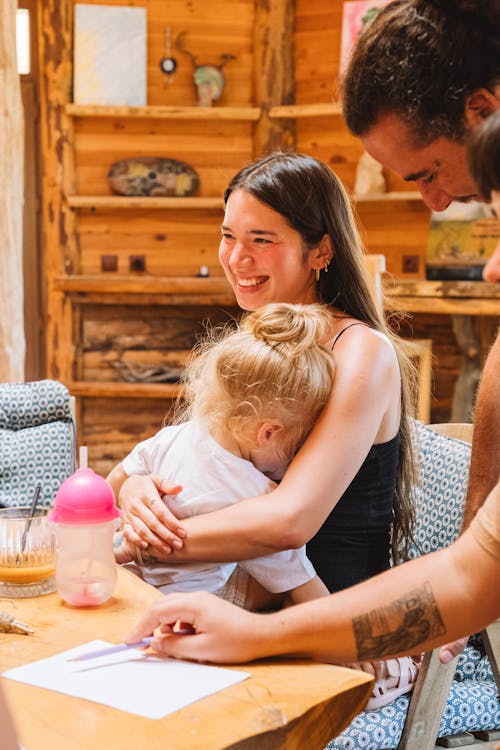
[327,679,500,750]
[0,380,75,508]
[407,421,471,558]
[327,422,499,750]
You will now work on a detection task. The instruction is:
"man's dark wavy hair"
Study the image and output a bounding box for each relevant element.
[343,0,500,146]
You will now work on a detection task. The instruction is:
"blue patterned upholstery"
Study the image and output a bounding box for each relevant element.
[0,380,76,509]
[327,421,499,750]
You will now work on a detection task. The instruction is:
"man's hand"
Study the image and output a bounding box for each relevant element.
[439,636,468,664]
[125,591,267,664]
[119,474,184,554]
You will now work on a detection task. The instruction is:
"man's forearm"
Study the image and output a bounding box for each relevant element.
[462,332,500,530]
[260,531,498,663]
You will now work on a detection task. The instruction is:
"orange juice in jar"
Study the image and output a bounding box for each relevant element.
[0,507,56,597]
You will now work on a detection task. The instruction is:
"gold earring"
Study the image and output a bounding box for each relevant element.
[325,262,329,273]
[316,268,321,281]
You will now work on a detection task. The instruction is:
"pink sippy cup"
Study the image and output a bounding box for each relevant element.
[48,448,121,606]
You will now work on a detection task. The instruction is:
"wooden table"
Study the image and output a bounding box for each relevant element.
[0,567,373,750]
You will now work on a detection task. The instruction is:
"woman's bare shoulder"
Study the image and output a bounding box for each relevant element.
[330,323,398,371]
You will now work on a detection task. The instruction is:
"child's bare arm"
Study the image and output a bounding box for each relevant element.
[107,463,129,501]
[286,575,330,605]
[113,529,137,564]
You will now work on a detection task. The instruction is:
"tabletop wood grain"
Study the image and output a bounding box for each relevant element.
[0,567,372,750]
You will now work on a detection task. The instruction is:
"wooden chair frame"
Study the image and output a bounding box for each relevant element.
[365,255,433,423]
[398,423,500,750]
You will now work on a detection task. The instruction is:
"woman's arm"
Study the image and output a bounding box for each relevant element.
[125,519,500,665]
[123,327,399,561]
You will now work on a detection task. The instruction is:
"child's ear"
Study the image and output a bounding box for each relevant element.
[464,88,500,128]
[256,421,283,446]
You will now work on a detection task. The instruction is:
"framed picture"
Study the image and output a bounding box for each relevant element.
[426,201,500,280]
[340,0,393,75]
[73,4,147,106]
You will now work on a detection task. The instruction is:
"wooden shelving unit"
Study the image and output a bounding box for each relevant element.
[65,104,261,120]
[40,0,498,466]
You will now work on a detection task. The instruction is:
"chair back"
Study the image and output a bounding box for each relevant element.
[0,379,76,508]
[407,421,472,559]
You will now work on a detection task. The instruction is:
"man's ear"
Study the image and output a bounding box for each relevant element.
[465,88,500,128]
[256,421,283,446]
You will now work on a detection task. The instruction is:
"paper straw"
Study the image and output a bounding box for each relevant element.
[79,446,88,470]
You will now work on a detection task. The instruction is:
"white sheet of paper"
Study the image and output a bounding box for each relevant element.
[2,641,250,719]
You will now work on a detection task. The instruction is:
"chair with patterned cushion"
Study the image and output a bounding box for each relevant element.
[0,379,76,509]
[327,420,500,750]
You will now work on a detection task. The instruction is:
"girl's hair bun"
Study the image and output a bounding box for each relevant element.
[242,303,332,358]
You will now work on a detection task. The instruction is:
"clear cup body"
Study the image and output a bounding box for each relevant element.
[0,507,56,597]
[52,520,117,606]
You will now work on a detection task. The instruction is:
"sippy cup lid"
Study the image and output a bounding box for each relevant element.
[48,469,122,524]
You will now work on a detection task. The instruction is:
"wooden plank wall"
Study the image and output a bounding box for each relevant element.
[294,0,429,279]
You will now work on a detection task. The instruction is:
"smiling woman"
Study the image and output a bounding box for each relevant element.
[219,190,321,309]
[114,151,418,588]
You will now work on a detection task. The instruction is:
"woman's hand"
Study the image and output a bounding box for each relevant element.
[119,474,185,554]
[125,591,267,664]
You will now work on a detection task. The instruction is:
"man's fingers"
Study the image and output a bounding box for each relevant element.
[439,636,469,664]
[151,632,214,663]
[125,595,202,644]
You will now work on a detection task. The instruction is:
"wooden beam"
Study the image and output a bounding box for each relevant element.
[0,0,25,381]
[37,0,78,382]
[253,0,296,157]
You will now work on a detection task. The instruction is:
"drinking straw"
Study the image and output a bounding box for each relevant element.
[18,481,42,558]
[79,445,88,470]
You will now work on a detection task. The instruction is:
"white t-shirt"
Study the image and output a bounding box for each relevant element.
[121,421,316,595]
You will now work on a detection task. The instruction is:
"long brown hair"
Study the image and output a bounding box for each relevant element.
[224,151,418,560]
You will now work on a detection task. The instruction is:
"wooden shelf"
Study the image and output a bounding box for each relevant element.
[55,275,235,299]
[353,191,422,203]
[65,104,261,121]
[70,381,184,399]
[67,195,224,210]
[269,103,342,118]
[385,279,500,315]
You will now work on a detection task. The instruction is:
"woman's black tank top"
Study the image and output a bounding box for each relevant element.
[305,321,400,593]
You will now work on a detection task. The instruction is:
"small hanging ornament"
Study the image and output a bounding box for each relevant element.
[159,27,177,82]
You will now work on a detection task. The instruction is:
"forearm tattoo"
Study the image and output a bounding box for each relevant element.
[352,582,446,659]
